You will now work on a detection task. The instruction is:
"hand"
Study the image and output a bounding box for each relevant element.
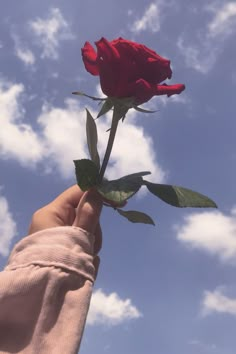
[28,185,103,255]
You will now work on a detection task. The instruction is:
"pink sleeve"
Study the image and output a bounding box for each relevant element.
[0,226,97,354]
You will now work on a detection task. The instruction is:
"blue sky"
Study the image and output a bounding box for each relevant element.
[0,0,236,353]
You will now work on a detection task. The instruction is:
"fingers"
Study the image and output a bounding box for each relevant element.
[48,185,84,226]
[73,189,103,234]
[52,185,84,209]
[28,185,103,258]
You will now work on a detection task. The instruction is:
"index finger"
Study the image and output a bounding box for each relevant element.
[73,189,103,234]
[51,185,83,209]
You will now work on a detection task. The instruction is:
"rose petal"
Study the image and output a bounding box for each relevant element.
[113,39,172,84]
[129,80,185,105]
[129,79,155,105]
[95,37,120,62]
[95,38,121,97]
[155,83,186,97]
[81,37,185,104]
[81,42,99,76]
[147,58,172,82]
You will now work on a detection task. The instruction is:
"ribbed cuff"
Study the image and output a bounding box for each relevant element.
[5,226,96,282]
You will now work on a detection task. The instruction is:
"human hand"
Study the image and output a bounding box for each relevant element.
[28,185,103,255]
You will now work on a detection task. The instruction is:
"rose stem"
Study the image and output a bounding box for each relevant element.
[98,109,119,183]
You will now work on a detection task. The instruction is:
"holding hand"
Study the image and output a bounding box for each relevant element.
[28,185,103,256]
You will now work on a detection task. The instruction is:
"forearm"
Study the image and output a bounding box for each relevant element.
[0,226,96,354]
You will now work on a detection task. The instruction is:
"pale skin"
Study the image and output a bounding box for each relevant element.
[28,185,103,269]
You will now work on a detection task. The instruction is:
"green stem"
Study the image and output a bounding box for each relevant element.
[99,109,119,182]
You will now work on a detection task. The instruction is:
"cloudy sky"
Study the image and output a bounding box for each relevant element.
[0,0,235,353]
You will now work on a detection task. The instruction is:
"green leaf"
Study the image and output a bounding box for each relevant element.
[119,171,151,179]
[133,106,157,113]
[144,181,217,208]
[97,98,114,118]
[86,109,100,169]
[112,96,135,109]
[74,159,99,191]
[117,209,155,225]
[72,91,106,102]
[97,172,149,204]
[111,97,135,121]
[72,91,86,96]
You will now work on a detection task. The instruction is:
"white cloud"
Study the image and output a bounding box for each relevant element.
[0,191,17,257]
[50,72,59,79]
[129,0,177,34]
[37,98,165,182]
[15,47,35,66]
[176,207,236,264]
[29,8,74,60]
[93,85,165,181]
[102,118,164,181]
[37,99,88,178]
[87,289,142,326]
[202,287,236,317]
[12,34,35,66]
[177,2,236,74]
[130,3,161,33]
[0,79,44,166]
[145,91,190,109]
[177,36,218,74]
[189,339,217,352]
[208,2,236,38]
[0,79,165,183]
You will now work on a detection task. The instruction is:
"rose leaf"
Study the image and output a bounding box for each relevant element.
[86,109,100,169]
[72,91,105,102]
[97,171,151,204]
[74,159,99,191]
[144,181,217,208]
[117,209,155,225]
[133,106,157,114]
[97,98,114,118]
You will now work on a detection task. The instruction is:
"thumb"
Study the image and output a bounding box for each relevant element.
[73,190,103,234]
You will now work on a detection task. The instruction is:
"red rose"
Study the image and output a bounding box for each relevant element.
[81,37,185,105]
